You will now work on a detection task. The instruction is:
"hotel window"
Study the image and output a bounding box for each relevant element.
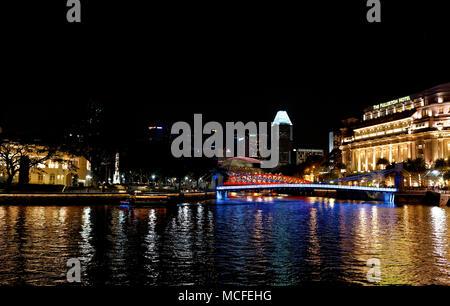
[439,108,443,114]
[50,174,55,184]
[38,174,43,183]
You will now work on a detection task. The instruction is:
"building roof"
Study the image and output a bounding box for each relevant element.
[355,109,416,129]
[272,111,292,125]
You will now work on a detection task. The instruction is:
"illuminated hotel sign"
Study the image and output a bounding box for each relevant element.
[373,96,411,110]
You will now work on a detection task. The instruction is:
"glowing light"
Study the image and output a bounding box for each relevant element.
[272,110,293,125]
[217,183,397,193]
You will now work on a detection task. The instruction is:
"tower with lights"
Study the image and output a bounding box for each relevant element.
[273,111,293,166]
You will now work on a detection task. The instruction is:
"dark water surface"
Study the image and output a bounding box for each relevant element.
[0,197,449,286]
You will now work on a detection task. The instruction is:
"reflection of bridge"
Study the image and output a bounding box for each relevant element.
[216,169,399,203]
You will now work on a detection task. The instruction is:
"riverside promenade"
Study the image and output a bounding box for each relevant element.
[0,191,216,205]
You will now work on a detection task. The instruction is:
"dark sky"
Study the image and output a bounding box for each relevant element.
[2,1,449,149]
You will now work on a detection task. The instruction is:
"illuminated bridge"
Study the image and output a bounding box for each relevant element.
[216,169,399,203]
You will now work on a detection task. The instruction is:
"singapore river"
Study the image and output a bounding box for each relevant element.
[0,197,449,286]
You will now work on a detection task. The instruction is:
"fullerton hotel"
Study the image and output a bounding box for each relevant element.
[340,82,450,173]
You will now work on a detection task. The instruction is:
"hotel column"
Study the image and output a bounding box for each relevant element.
[357,149,361,172]
[445,140,449,159]
[424,140,431,165]
[439,139,444,159]
[365,149,368,171]
[432,139,438,163]
[389,145,392,163]
[396,144,400,162]
[372,148,376,170]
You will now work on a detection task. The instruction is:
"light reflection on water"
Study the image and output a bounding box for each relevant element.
[0,197,449,286]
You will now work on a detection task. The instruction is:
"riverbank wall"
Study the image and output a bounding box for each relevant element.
[0,192,216,205]
[395,191,450,206]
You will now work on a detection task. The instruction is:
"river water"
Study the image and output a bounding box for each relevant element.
[0,196,449,286]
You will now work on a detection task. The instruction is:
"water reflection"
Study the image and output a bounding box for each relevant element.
[0,199,449,286]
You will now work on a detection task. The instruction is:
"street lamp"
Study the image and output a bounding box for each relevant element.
[151,174,156,187]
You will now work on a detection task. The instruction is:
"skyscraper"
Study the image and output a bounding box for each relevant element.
[273,111,293,166]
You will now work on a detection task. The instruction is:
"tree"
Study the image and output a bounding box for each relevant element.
[376,158,389,169]
[18,156,31,184]
[404,158,426,173]
[443,170,450,181]
[0,141,74,187]
[404,158,427,187]
[434,158,447,170]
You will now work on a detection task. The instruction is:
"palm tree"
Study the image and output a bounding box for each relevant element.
[434,158,447,170]
[443,170,450,181]
[404,158,427,187]
[376,158,389,169]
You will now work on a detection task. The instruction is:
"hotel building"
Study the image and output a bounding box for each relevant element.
[340,82,450,173]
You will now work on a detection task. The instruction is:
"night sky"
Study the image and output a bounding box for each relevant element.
[2,1,449,149]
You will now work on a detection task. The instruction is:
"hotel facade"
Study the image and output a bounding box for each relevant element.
[340,82,450,174]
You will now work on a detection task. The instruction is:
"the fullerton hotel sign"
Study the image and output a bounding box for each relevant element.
[372,96,411,110]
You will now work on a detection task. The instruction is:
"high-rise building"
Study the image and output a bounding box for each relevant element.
[273,110,293,166]
[328,131,334,153]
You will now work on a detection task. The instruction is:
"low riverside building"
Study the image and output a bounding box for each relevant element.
[0,144,91,186]
[294,148,324,165]
[340,82,450,179]
[29,154,91,186]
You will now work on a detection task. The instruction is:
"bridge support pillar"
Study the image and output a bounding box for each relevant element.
[216,190,228,200]
[383,192,395,204]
